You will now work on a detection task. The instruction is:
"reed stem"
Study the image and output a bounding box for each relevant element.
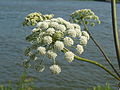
[111,0,120,69]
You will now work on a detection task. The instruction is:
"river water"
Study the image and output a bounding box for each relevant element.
[0,0,120,90]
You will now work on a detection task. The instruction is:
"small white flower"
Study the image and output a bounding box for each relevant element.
[49,22,58,28]
[75,29,82,37]
[43,36,52,45]
[55,24,66,32]
[34,57,38,60]
[82,31,90,40]
[45,20,51,22]
[64,37,74,46]
[76,44,84,54]
[37,46,46,55]
[65,23,74,30]
[54,41,64,51]
[32,28,40,32]
[45,21,50,25]
[80,36,88,46]
[46,28,55,35]
[67,29,76,37]
[72,24,81,29]
[50,64,61,74]
[37,21,49,30]
[57,17,67,24]
[65,51,74,63]
[51,18,58,22]
[39,32,45,37]
[36,22,43,27]
[47,50,57,60]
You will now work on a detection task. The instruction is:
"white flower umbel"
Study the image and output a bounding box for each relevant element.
[76,44,84,55]
[57,17,67,24]
[55,24,66,32]
[49,22,58,28]
[37,21,49,30]
[54,41,64,51]
[65,22,74,30]
[43,36,52,45]
[46,28,55,35]
[72,24,81,29]
[65,51,74,63]
[50,64,61,74]
[47,50,57,60]
[80,36,88,46]
[67,29,76,37]
[37,46,46,55]
[82,31,90,40]
[64,37,74,46]
[24,16,90,74]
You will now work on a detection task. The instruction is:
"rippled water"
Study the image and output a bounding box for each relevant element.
[0,0,120,90]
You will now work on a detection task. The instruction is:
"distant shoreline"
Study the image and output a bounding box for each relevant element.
[66,0,120,3]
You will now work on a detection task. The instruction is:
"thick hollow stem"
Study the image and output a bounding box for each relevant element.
[62,48,120,81]
[87,30,120,77]
[111,0,120,69]
[74,55,120,81]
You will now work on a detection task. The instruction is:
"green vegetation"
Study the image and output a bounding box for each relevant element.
[0,72,34,90]
[87,83,113,90]
[0,80,114,90]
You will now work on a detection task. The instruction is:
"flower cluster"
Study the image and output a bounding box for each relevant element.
[23,12,54,26]
[70,9,101,26]
[24,17,90,74]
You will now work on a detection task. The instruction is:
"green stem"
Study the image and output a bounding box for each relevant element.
[88,30,120,77]
[83,21,120,77]
[74,56,120,81]
[111,0,120,69]
[62,48,120,81]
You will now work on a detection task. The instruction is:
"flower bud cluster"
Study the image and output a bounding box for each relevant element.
[23,12,54,26]
[70,9,101,26]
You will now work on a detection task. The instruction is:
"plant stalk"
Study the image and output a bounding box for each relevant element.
[74,55,120,81]
[111,0,120,69]
[87,30,120,77]
[83,22,120,77]
[62,48,120,81]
